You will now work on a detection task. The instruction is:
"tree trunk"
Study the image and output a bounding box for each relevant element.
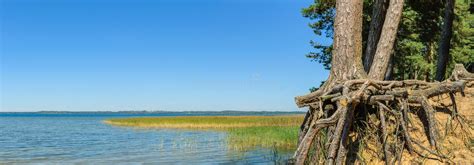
[293,0,472,164]
[329,0,366,82]
[435,0,455,81]
[425,42,434,81]
[384,54,394,80]
[295,0,365,108]
[468,64,474,73]
[364,0,389,72]
[368,0,404,80]
[293,0,364,164]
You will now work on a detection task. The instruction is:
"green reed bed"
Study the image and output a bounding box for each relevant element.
[104,115,303,151]
[226,126,299,151]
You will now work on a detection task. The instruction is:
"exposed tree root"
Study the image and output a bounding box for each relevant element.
[290,64,474,164]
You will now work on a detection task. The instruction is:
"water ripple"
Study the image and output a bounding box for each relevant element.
[0,115,291,164]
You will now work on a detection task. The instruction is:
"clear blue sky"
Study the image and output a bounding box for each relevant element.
[1,0,330,112]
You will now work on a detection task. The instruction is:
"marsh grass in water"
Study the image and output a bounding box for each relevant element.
[104,115,303,151]
[226,126,299,151]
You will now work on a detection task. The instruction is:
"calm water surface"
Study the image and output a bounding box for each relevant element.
[0,113,293,164]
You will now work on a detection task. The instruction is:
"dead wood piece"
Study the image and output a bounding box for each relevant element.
[293,100,349,165]
[369,95,394,105]
[450,64,474,81]
[299,106,316,144]
[295,90,325,108]
[335,103,356,164]
[399,108,414,153]
[420,97,440,148]
[378,104,392,164]
[326,105,350,165]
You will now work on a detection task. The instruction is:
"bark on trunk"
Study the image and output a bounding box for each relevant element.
[435,0,455,81]
[329,0,366,82]
[295,0,366,107]
[293,0,364,164]
[425,42,434,81]
[368,0,404,80]
[364,0,389,72]
[384,54,394,80]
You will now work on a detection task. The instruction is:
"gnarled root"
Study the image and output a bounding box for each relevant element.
[291,64,473,165]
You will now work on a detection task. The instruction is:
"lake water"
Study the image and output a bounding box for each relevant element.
[0,112,296,164]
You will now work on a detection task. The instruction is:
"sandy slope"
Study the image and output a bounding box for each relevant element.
[360,88,473,164]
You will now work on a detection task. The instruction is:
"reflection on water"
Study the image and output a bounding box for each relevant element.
[0,113,292,164]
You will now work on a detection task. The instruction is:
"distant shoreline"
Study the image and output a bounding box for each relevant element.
[0,111,305,118]
[0,110,304,114]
